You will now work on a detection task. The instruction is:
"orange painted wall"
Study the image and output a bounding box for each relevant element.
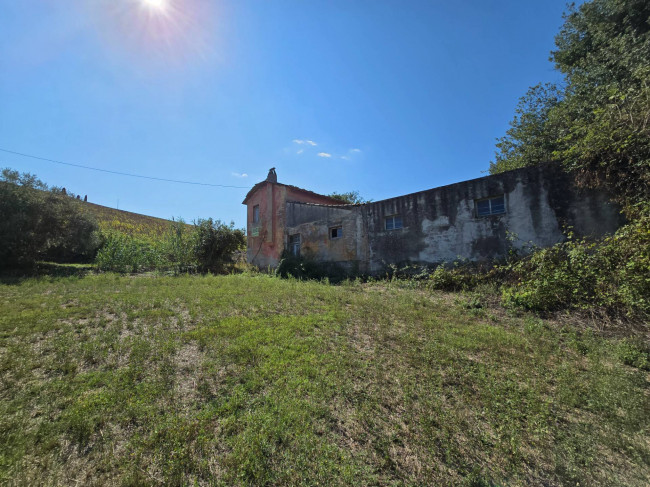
[246,183,340,267]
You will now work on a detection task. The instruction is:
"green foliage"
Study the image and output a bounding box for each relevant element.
[501,216,650,317]
[92,215,246,274]
[275,250,347,282]
[94,219,245,274]
[193,218,246,273]
[327,190,370,204]
[0,168,100,269]
[552,0,650,207]
[491,0,650,209]
[94,232,165,273]
[163,219,197,272]
[489,83,563,174]
[427,265,482,292]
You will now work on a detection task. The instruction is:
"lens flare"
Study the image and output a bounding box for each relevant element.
[142,0,168,13]
[83,0,221,71]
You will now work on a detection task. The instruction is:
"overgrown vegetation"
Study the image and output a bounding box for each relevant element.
[275,250,349,282]
[423,215,650,319]
[490,0,650,209]
[1,274,648,486]
[501,217,650,317]
[480,0,650,318]
[0,169,100,269]
[87,202,179,239]
[1,168,245,275]
[95,219,245,274]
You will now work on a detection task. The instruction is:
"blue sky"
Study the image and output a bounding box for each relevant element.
[0,0,578,228]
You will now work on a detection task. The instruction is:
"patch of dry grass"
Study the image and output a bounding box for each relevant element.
[0,273,648,486]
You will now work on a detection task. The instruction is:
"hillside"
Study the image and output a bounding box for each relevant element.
[83,202,185,238]
[1,274,647,486]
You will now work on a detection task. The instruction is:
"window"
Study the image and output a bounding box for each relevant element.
[476,195,505,217]
[288,234,300,256]
[385,215,403,230]
[330,226,342,239]
[253,205,260,223]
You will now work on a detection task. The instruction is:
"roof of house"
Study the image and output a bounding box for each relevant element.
[242,181,343,205]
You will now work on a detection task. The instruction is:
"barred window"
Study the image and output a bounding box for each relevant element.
[385,215,403,230]
[476,195,505,217]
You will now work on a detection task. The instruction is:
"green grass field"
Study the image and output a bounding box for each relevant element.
[1,273,648,486]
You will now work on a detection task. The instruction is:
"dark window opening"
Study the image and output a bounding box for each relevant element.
[476,195,505,217]
[330,227,342,239]
[288,234,300,256]
[385,215,403,230]
[253,205,260,223]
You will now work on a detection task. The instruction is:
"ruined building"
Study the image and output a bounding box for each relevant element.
[243,166,623,274]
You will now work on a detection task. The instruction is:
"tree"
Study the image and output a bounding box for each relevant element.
[327,191,370,204]
[550,0,650,208]
[490,0,650,211]
[193,219,245,273]
[489,83,564,174]
[0,168,99,268]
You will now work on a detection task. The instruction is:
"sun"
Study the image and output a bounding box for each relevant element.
[142,0,168,12]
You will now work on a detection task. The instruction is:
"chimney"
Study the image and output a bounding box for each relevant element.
[266,167,277,183]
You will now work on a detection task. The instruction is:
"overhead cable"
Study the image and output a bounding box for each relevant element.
[0,147,251,189]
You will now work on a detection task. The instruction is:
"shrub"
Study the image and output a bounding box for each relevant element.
[501,215,650,318]
[193,219,245,273]
[95,232,164,273]
[94,219,245,275]
[163,219,197,273]
[275,250,350,282]
[0,169,99,269]
[427,265,478,292]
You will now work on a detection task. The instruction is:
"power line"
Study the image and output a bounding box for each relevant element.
[0,147,251,189]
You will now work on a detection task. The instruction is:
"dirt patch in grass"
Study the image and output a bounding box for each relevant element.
[1,274,648,486]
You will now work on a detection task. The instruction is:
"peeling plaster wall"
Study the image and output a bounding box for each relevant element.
[285,203,367,272]
[245,183,342,268]
[281,166,623,274]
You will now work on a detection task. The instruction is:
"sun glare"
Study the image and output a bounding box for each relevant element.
[142,0,168,12]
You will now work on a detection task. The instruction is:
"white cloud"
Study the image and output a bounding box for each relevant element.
[350,148,361,153]
[297,149,304,154]
[293,139,317,146]
[341,155,350,160]
[318,152,332,158]
[231,172,248,178]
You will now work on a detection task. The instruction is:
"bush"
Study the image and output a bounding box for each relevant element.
[276,251,323,280]
[427,265,480,292]
[501,216,650,318]
[94,219,245,275]
[193,219,245,273]
[163,219,197,273]
[0,169,99,269]
[95,232,165,273]
[275,250,349,282]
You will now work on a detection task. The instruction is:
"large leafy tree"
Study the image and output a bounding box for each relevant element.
[489,83,563,174]
[0,168,99,268]
[491,0,650,210]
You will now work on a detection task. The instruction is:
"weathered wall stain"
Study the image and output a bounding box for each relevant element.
[244,166,624,274]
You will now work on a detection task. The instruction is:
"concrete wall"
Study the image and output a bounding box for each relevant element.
[282,166,623,274]
[285,203,367,272]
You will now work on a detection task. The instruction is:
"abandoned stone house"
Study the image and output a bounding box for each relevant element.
[242,166,623,274]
